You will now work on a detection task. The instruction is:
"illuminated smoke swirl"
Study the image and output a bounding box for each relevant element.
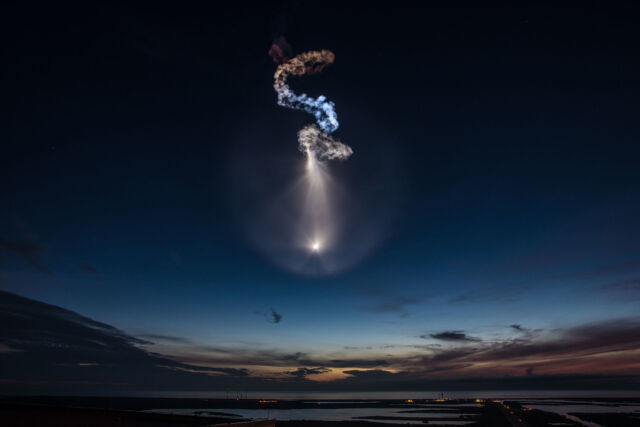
[268,47,355,266]
[298,124,352,161]
[273,50,340,134]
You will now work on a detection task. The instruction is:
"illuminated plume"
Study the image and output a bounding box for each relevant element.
[270,46,353,260]
[298,125,352,161]
[273,50,340,134]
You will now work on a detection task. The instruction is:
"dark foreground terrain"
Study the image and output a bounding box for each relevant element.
[1,396,639,426]
[1,403,237,427]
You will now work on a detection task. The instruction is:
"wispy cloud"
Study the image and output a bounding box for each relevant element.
[0,236,51,275]
[600,277,640,292]
[357,293,427,317]
[172,348,390,370]
[424,331,481,342]
[284,367,330,378]
[0,290,254,393]
[3,290,640,392]
[254,309,283,324]
[137,334,192,344]
[403,317,640,378]
[448,285,526,304]
[508,324,542,339]
[77,262,99,274]
[270,309,282,323]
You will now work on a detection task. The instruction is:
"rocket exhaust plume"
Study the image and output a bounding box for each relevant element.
[271,45,352,258]
[232,40,395,276]
[298,124,352,161]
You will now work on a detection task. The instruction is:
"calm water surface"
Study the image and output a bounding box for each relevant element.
[147,406,480,425]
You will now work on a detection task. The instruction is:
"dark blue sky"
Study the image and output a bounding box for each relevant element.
[1,2,639,389]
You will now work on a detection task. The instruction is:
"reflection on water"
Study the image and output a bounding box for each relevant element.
[523,401,640,427]
[524,402,640,413]
[146,398,640,426]
[147,407,479,425]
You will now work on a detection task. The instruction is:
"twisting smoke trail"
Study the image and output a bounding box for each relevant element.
[236,39,391,274]
[271,44,353,258]
[272,48,352,162]
[273,50,340,135]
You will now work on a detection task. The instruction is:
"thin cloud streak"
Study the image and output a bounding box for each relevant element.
[425,331,481,342]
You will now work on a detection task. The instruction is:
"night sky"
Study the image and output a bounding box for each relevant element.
[1,2,640,393]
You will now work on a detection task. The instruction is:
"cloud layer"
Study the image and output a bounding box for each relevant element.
[2,290,639,392]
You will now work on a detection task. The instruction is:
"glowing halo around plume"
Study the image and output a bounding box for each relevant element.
[272,47,353,260]
[230,39,397,276]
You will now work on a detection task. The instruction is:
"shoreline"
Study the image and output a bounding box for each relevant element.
[2,396,639,427]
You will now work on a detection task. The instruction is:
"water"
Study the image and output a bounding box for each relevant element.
[522,401,640,427]
[140,394,640,425]
[147,406,481,425]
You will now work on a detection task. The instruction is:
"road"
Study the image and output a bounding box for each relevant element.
[492,401,531,427]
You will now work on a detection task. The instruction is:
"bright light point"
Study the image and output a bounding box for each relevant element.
[311,241,321,252]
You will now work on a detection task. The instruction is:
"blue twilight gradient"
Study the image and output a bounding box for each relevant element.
[1,2,640,372]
